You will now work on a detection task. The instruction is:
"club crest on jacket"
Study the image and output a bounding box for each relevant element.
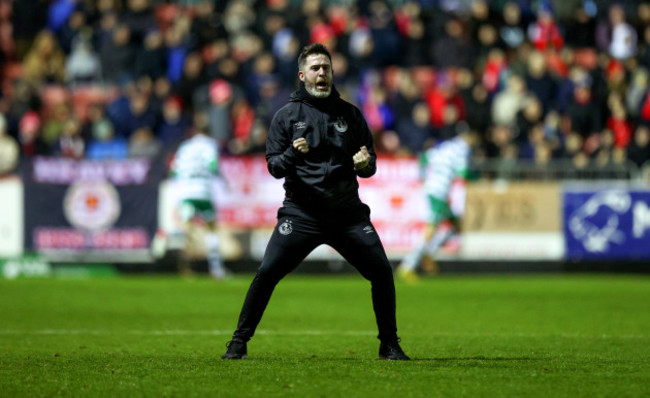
[334,117,348,133]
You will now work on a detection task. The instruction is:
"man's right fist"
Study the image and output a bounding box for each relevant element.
[293,138,309,153]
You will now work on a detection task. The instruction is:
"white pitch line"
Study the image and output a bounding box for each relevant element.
[0,330,649,339]
[0,329,375,336]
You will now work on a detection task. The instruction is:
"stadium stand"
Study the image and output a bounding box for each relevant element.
[0,0,648,181]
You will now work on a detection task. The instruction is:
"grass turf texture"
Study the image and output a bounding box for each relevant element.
[1,274,649,397]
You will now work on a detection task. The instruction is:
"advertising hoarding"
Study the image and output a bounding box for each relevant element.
[564,187,650,260]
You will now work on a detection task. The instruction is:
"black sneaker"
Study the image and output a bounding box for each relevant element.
[221,339,247,359]
[378,338,410,360]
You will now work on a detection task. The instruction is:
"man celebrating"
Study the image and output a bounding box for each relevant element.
[222,43,409,360]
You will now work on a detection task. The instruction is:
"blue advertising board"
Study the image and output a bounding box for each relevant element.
[563,187,650,260]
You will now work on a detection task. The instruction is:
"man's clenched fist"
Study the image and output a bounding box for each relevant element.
[293,138,309,153]
[353,146,370,169]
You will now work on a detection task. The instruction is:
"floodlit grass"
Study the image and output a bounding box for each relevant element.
[1,274,649,397]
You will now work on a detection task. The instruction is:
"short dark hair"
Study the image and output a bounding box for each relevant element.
[298,43,332,71]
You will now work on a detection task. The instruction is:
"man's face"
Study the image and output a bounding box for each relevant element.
[299,53,333,98]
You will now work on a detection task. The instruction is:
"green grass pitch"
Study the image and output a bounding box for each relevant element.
[1,273,649,397]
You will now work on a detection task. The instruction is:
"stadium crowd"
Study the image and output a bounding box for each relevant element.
[1,0,650,179]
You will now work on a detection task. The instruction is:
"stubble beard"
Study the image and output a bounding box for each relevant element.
[305,81,332,98]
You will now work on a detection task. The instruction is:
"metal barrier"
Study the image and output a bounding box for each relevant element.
[468,159,641,181]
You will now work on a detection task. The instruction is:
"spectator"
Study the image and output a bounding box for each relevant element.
[361,84,395,134]
[86,119,128,159]
[474,23,502,66]
[496,143,519,180]
[592,129,616,171]
[99,24,135,83]
[48,0,78,33]
[121,91,157,138]
[562,132,584,160]
[627,125,650,168]
[57,9,86,55]
[17,111,48,157]
[606,98,633,149]
[597,4,637,60]
[202,79,233,146]
[65,30,102,86]
[481,47,508,95]
[425,74,465,130]
[128,126,161,159]
[5,81,42,138]
[173,51,208,111]
[638,26,650,71]
[42,103,72,147]
[640,90,650,127]
[242,118,268,154]
[432,18,474,69]
[255,77,292,126]
[134,30,167,80]
[121,0,156,44]
[273,29,300,86]
[564,4,597,49]
[245,52,276,107]
[157,95,190,146]
[165,26,190,84]
[464,83,491,137]
[228,98,255,153]
[492,74,528,127]
[488,124,514,158]
[150,77,172,116]
[519,122,545,160]
[514,97,543,145]
[81,102,110,142]
[368,1,401,67]
[189,1,225,50]
[605,59,627,99]
[565,78,602,142]
[570,150,591,178]
[527,4,564,52]
[499,2,527,50]
[51,119,85,159]
[22,30,66,84]
[0,114,19,175]
[525,51,557,115]
[396,3,430,67]
[396,102,434,154]
[626,68,648,119]
[389,70,422,124]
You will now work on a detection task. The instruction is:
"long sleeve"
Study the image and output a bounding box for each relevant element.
[354,107,377,178]
[265,112,301,179]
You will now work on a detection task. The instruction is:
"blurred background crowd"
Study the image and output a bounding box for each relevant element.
[1,0,650,179]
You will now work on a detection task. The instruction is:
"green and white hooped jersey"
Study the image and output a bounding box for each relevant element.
[420,136,470,200]
[170,135,220,202]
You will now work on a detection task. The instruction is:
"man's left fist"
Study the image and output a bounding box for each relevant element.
[353,146,370,169]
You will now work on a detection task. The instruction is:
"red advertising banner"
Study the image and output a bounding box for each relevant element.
[209,155,429,256]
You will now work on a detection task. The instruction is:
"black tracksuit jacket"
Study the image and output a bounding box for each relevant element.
[265,84,377,213]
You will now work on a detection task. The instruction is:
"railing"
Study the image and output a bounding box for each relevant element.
[468,159,643,182]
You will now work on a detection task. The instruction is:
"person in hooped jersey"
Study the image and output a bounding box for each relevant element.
[169,127,228,279]
[397,129,473,283]
[221,43,409,360]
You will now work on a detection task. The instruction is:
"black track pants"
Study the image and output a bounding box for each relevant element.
[232,207,398,342]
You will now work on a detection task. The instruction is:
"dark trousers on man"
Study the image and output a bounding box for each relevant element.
[231,204,398,343]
